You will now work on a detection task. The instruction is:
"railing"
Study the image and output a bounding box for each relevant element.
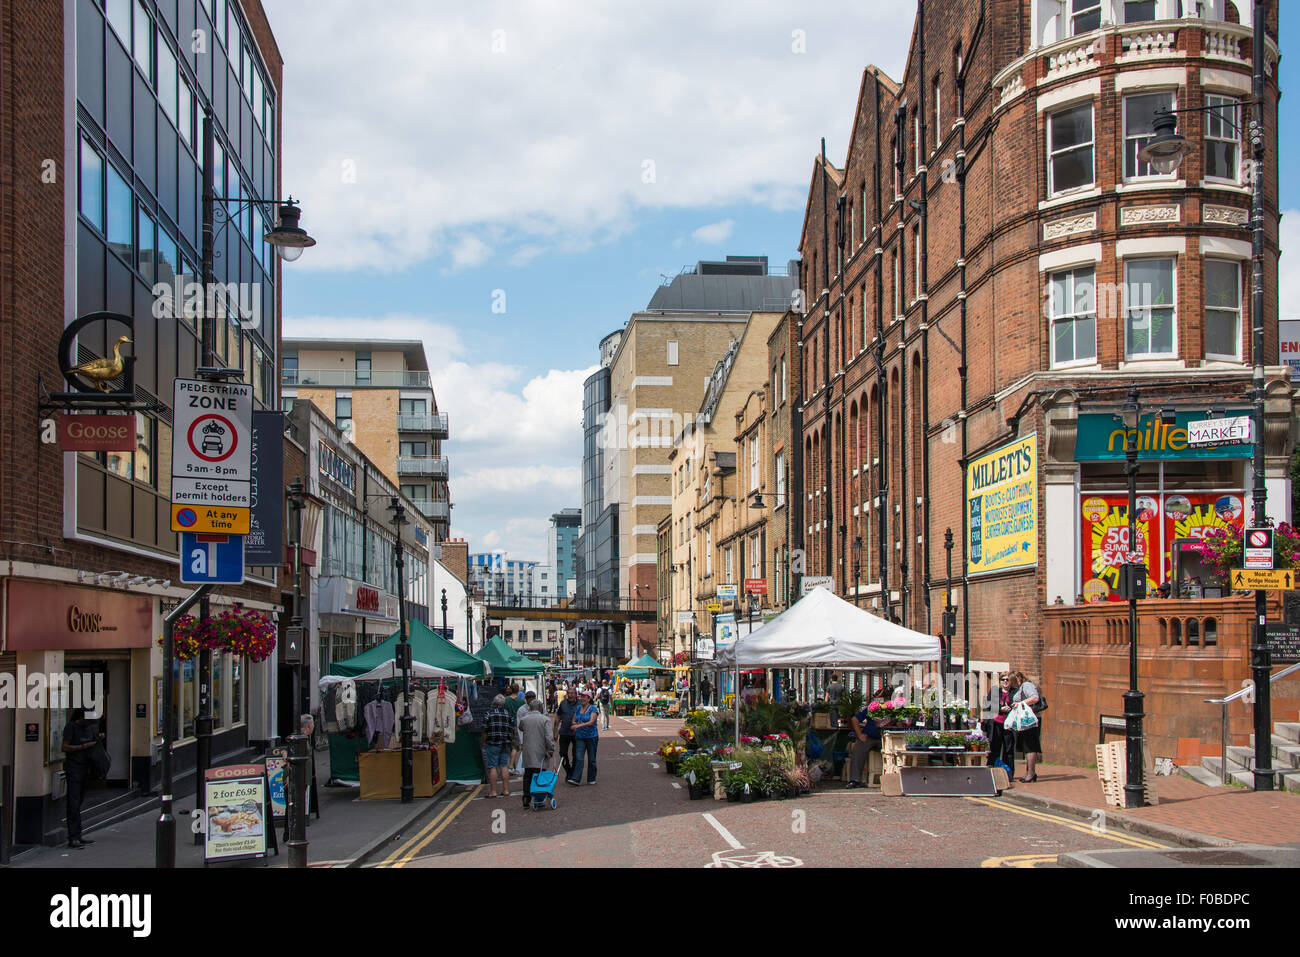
[1204,661,1300,786]
[413,500,450,522]
[481,594,657,616]
[396,412,449,436]
[282,369,431,388]
[396,456,449,478]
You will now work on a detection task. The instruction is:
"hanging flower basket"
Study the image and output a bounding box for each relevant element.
[161,605,278,662]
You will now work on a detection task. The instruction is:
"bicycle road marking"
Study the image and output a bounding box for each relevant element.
[965,796,1170,850]
[981,853,1059,868]
[381,785,482,867]
[702,812,745,850]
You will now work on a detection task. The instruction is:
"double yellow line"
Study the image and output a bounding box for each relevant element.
[965,796,1170,850]
[377,785,483,868]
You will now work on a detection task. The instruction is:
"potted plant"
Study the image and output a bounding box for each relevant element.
[905,732,932,751]
[965,729,989,753]
[837,688,865,727]
[658,739,686,773]
[680,753,712,799]
[730,768,760,802]
[787,763,812,795]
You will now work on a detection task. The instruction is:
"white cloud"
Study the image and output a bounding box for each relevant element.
[261,0,913,273]
[1280,209,1300,320]
[691,219,735,244]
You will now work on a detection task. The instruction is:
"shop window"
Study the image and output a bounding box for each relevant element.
[1124,91,1176,180]
[1124,258,1176,358]
[1205,95,1241,181]
[1048,104,1095,196]
[1204,259,1242,360]
[1049,265,1097,366]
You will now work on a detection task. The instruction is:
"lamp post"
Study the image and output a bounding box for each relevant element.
[1137,1,1273,789]
[389,498,414,803]
[441,588,449,641]
[284,477,315,867]
[1120,390,1147,809]
[943,528,957,690]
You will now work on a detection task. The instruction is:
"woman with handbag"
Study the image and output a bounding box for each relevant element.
[1009,671,1043,782]
[988,673,1016,778]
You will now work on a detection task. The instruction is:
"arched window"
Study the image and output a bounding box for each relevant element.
[1186,618,1200,647]
[1204,617,1218,646]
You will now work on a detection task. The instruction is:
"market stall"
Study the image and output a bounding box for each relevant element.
[323,620,491,792]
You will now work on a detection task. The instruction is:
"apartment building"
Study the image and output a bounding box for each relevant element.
[603,259,797,656]
[549,508,582,598]
[792,0,1291,764]
[281,337,451,539]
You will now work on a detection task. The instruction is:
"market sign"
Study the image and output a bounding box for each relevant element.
[801,576,835,595]
[203,765,271,864]
[171,378,253,531]
[967,434,1037,577]
[744,578,767,595]
[1075,410,1253,461]
[58,413,135,451]
[1187,415,1252,449]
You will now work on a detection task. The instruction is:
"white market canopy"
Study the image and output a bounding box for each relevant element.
[319,660,474,685]
[714,587,941,668]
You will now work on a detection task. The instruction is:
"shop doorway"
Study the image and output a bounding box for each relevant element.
[0,655,14,862]
[64,658,130,793]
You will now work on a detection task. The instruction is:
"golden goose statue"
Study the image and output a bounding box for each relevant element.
[69,335,131,392]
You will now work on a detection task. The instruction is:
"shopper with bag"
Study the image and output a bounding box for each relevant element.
[1007,671,1043,783]
[988,673,1017,779]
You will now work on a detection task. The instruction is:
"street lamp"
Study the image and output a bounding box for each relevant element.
[1138,2,1274,790]
[388,498,414,804]
[943,528,958,688]
[1119,390,1147,810]
[441,588,449,641]
[852,535,863,606]
[284,477,322,867]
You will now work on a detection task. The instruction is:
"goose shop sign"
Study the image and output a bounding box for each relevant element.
[58,414,136,452]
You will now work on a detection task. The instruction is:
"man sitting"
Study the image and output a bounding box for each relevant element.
[846,702,882,789]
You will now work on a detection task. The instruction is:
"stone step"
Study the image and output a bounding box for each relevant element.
[1202,755,1224,778]
[1276,744,1300,769]
[1176,763,1224,788]
[1225,767,1300,792]
[1226,745,1254,769]
[1277,723,1300,746]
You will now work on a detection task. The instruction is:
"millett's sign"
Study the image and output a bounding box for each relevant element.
[969,442,1034,492]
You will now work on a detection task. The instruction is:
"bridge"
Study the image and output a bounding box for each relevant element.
[482,596,656,624]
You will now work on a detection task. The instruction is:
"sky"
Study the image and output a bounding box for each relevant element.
[264,1,1297,565]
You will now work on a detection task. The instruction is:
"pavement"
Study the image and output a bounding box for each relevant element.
[1000,763,1300,849]
[6,744,455,869]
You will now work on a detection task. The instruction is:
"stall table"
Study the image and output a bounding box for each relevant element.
[358,742,447,800]
[880,731,987,792]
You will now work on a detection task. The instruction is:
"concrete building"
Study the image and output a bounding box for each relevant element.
[549,507,582,598]
[792,0,1293,765]
[281,337,450,539]
[601,258,797,658]
[0,0,288,847]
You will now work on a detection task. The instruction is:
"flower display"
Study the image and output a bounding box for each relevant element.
[658,740,687,759]
[678,726,696,742]
[1191,522,1300,578]
[866,700,882,712]
[740,735,761,745]
[161,605,277,662]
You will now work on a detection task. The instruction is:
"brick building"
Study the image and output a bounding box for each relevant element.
[0,0,289,845]
[792,0,1292,764]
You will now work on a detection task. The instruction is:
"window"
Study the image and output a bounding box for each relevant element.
[282,353,298,384]
[705,530,712,576]
[252,68,264,127]
[1123,0,1157,22]
[79,136,103,231]
[1204,259,1241,359]
[1125,258,1176,358]
[1205,95,1240,181]
[178,76,193,147]
[1048,104,1095,195]
[892,249,901,316]
[891,137,899,197]
[399,397,426,414]
[106,0,130,46]
[132,0,151,78]
[934,76,942,145]
[667,340,679,366]
[861,185,868,242]
[242,47,253,102]
[780,358,787,402]
[105,162,132,259]
[914,224,922,300]
[137,204,154,283]
[775,452,786,507]
[156,228,177,287]
[914,111,921,173]
[1070,0,1101,34]
[749,434,760,492]
[1124,91,1175,180]
[724,546,733,583]
[335,395,353,431]
[750,536,761,579]
[355,351,371,385]
[1049,266,1097,366]
[400,440,427,457]
[157,37,177,123]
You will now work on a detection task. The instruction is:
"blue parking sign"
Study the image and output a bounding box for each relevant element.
[180,533,246,584]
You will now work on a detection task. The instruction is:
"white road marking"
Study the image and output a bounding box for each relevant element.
[703,812,745,850]
[615,731,625,737]
[649,762,660,769]
[672,782,682,789]
[916,827,939,837]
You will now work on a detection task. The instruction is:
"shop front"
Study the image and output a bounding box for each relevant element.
[317,575,400,679]
[3,579,151,845]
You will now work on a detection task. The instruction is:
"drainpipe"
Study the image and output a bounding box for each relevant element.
[918,0,933,634]
[895,103,909,627]
[821,138,833,580]
[872,70,890,612]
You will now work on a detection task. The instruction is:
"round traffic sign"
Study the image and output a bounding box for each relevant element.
[176,508,197,527]
[1249,530,1270,547]
[186,413,238,463]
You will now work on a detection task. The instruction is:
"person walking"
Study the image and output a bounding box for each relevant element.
[826,672,845,728]
[504,684,526,776]
[567,691,600,786]
[1011,671,1043,782]
[482,694,515,798]
[552,686,580,778]
[699,674,711,709]
[61,708,103,848]
[598,681,611,730]
[518,699,555,809]
[546,678,558,714]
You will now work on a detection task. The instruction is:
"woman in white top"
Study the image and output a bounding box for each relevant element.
[1010,670,1042,783]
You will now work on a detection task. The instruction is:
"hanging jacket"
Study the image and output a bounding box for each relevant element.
[393,692,427,744]
[427,688,457,744]
[364,697,394,748]
[334,680,358,733]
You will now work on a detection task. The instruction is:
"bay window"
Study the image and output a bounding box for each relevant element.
[1124,91,1176,180]
[1205,95,1240,181]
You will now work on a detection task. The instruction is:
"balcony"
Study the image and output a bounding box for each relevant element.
[282,369,431,388]
[413,500,451,523]
[396,456,449,479]
[397,412,450,439]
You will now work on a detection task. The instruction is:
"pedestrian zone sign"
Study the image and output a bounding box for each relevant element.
[171,377,252,531]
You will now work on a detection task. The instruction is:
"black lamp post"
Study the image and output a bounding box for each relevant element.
[852,535,863,606]
[388,498,414,803]
[943,528,957,688]
[1120,390,1147,809]
[441,588,449,641]
[1137,2,1274,790]
[284,477,311,867]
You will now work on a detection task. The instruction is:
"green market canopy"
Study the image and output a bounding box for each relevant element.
[328,619,489,679]
[474,635,546,678]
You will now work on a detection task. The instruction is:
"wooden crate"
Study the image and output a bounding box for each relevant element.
[812,712,832,731]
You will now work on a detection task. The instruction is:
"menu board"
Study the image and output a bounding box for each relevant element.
[1080,492,1244,601]
[203,765,270,863]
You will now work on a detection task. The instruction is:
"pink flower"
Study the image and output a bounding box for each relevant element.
[867,700,882,712]
[891,697,907,708]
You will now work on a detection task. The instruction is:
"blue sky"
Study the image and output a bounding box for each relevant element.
[266,1,1295,563]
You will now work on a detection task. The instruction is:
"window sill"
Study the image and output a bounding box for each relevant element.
[1039,187,1102,212]
[1199,180,1250,194]
[1118,358,1186,372]
[1050,360,1102,373]
[1199,358,1246,369]
[1115,178,1184,193]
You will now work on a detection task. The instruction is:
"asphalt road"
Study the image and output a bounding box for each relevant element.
[374,714,1168,868]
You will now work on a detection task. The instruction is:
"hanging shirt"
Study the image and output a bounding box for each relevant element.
[334,680,357,733]
[364,697,394,748]
[427,688,457,744]
[393,692,427,744]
